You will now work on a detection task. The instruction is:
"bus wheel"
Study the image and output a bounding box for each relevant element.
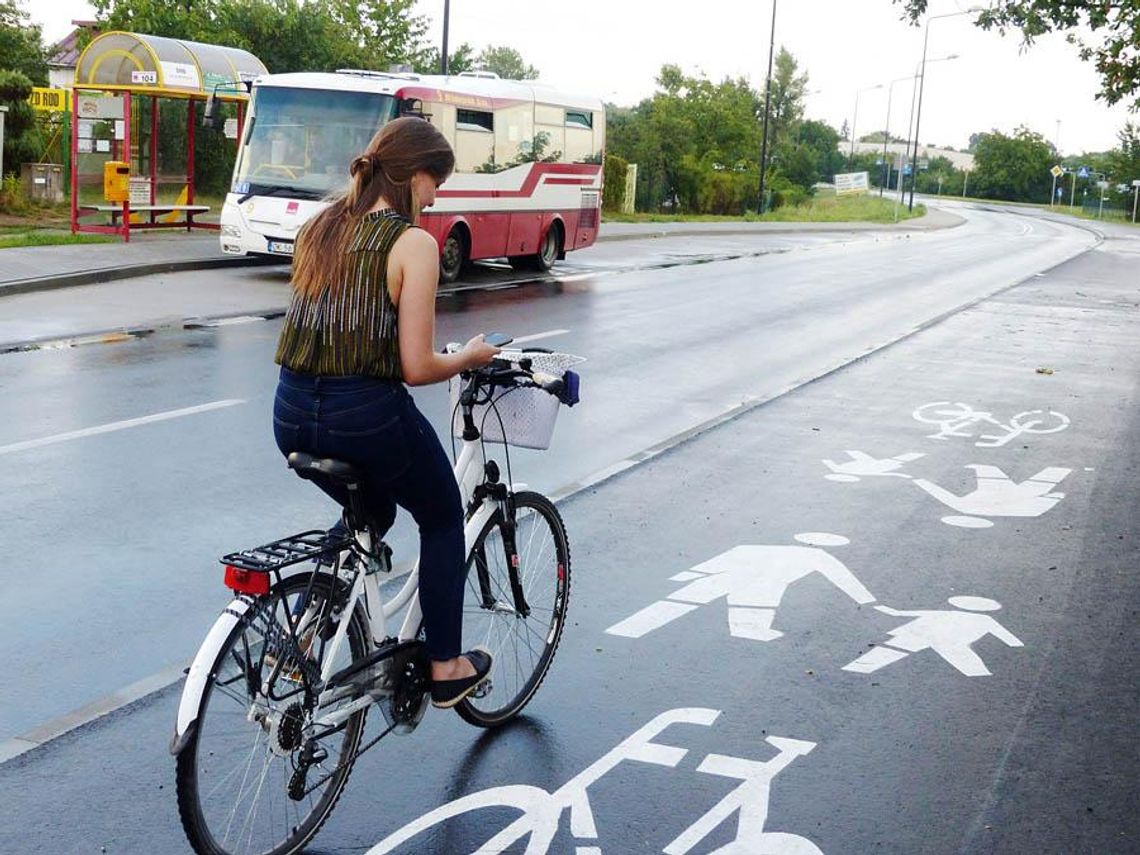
[509,223,561,273]
[440,227,468,284]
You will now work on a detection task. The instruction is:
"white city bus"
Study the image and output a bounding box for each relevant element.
[219,69,605,282]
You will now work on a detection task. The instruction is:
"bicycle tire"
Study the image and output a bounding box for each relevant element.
[456,491,571,727]
[176,573,368,855]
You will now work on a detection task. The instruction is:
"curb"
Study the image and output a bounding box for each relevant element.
[0,211,964,298]
[0,307,288,355]
[0,254,285,299]
[594,213,966,242]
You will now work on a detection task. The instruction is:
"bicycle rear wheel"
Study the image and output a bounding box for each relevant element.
[457,491,571,727]
[175,573,368,855]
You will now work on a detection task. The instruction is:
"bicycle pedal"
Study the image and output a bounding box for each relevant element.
[471,678,493,699]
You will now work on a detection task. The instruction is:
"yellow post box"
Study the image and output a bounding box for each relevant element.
[103,161,131,203]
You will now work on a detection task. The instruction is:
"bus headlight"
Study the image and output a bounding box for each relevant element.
[221,224,243,238]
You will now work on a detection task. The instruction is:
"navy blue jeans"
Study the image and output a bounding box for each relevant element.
[273,367,465,661]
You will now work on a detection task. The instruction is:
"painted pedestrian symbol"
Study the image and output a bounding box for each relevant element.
[823,451,925,482]
[912,401,1070,448]
[914,464,1071,528]
[605,533,874,642]
[366,708,823,854]
[843,597,1023,677]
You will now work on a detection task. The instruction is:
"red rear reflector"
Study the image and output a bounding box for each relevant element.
[224,565,270,595]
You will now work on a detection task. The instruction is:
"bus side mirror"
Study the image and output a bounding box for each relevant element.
[202,94,225,130]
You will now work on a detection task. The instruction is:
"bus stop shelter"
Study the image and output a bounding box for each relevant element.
[70,31,267,241]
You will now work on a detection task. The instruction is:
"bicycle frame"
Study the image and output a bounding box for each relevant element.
[305,433,520,730]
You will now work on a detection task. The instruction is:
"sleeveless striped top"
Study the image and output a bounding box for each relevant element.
[275,210,409,380]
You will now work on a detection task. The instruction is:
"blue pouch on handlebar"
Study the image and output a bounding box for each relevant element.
[559,370,580,407]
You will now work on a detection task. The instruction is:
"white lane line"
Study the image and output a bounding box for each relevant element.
[512,328,570,344]
[0,399,246,456]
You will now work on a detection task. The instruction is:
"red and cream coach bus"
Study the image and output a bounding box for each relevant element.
[219,69,605,282]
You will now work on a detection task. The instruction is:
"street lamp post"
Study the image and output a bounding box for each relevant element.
[907,9,979,210]
[902,54,957,205]
[849,84,882,159]
[880,75,914,197]
[757,0,778,214]
[440,0,451,75]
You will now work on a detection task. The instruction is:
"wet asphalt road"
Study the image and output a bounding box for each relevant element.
[0,204,1136,854]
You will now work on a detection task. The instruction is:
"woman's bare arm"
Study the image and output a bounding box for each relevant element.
[391,228,497,385]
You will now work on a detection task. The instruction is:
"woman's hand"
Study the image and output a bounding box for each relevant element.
[462,334,501,369]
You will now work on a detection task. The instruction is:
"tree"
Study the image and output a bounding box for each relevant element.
[0,69,40,177]
[473,45,539,80]
[970,126,1054,202]
[0,0,47,83]
[763,46,808,159]
[895,1,1140,110]
[413,41,475,75]
[1107,123,1140,183]
[795,119,843,183]
[839,119,850,141]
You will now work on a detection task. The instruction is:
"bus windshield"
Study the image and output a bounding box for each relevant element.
[233,86,397,198]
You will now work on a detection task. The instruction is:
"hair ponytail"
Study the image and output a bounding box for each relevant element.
[292,117,455,298]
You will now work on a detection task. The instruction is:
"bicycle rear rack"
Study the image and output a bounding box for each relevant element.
[221,530,355,573]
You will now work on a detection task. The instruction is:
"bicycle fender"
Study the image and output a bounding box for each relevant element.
[170,597,254,755]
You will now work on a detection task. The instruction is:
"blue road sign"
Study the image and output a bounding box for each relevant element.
[1077,166,1090,179]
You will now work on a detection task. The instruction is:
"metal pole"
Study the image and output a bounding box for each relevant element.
[1132,185,1138,223]
[1050,174,1057,207]
[902,69,920,204]
[440,0,451,75]
[70,89,78,233]
[849,91,859,159]
[757,0,778,214]
[880,83,894,197]
[907,25,932,211]
[963,169,968,197]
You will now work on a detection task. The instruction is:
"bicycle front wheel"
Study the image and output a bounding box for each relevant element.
[175,573,368,855]
[457,491,570,727]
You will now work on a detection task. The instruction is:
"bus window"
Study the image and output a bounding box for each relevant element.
[235,87,396,196]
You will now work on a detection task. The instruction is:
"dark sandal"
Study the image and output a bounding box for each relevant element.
[431,648,493,708]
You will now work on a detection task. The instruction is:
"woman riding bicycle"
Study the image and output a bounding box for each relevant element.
[272,116,499,708]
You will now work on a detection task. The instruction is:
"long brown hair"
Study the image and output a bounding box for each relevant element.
[291,116,455,297]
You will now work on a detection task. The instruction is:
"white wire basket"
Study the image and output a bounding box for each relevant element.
[449,349,585,450]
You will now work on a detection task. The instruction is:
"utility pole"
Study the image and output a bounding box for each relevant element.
[440,0,451,75]
[757,0,777,214]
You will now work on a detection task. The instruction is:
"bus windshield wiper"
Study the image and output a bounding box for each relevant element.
[237,185,289,204]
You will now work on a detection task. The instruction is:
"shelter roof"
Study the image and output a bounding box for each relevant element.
[74,31,267,100]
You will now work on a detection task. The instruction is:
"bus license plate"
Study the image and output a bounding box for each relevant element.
[267,240,294,256]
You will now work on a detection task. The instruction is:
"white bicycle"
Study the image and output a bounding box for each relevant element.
[171,345,583,855]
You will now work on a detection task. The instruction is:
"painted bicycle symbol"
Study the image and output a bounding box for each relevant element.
[367,707,823,854]
[912,402,1069,448]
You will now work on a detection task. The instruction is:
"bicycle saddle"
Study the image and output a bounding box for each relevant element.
[287,452,363,486]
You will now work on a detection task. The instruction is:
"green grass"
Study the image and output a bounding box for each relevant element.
[604,193,926,224]
[0,232,116,249]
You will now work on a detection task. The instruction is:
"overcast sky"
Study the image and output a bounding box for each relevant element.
[29,0,1137,155]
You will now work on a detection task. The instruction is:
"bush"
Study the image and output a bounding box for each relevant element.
[0,174,30,213]
[766,175,810,210]
[603,152,627,211]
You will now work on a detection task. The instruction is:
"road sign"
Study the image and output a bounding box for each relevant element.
[1133,179,1140,187]
[1077,166,1090,179]
[1097,180,1109,189]
[1050,165,1063,178]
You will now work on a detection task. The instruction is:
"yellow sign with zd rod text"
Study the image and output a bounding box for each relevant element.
[29,87,69,112]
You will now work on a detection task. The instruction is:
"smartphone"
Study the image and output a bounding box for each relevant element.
[483,332,513,347]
